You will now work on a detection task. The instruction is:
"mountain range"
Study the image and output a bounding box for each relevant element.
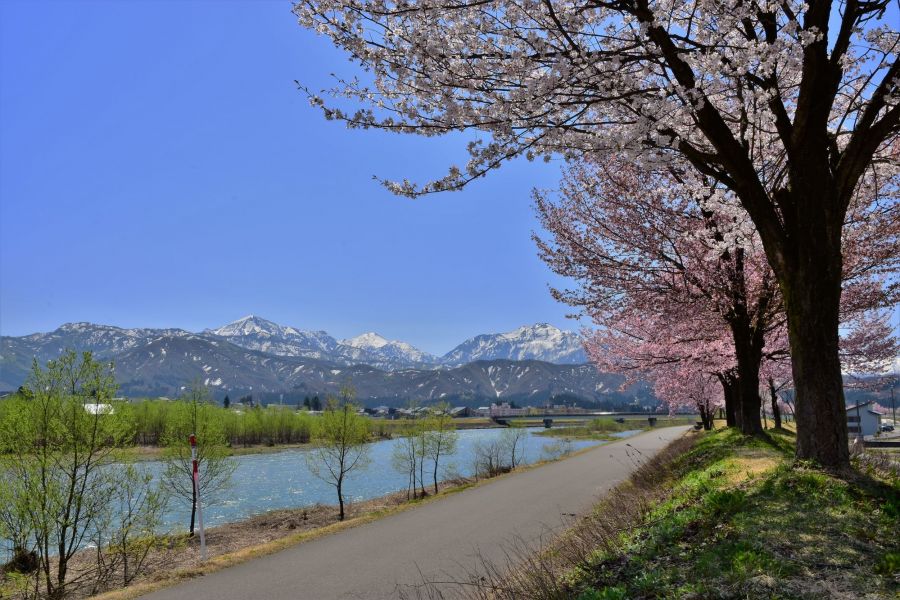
[0,316,653,408]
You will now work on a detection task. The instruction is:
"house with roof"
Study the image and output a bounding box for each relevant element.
[846,401,883,438]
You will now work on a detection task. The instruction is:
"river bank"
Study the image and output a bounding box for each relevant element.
[37,435,617,600]
[534,415,696,440]
[1,427,616,599]
[116,427,603,534]
[76,476,476,600]
[114,414,686,461]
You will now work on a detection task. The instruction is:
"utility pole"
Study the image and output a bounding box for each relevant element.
[856,402,863,443]
[891,371,896,426]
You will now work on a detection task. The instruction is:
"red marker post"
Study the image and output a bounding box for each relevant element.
[189,434,208,560]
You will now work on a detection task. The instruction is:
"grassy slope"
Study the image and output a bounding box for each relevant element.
[572,428,899,600]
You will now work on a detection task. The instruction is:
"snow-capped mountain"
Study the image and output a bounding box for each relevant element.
[0,322,194,389]
[1,318,593,394]
[340,332,438,366]
[204,315,339,360]
[442,323,588,366]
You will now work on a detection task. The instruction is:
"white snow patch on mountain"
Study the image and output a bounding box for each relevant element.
[442,323,587,365]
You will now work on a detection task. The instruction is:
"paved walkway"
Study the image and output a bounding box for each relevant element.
[143,426,689,599]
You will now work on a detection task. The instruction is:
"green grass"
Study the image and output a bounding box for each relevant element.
[569,428,900,599]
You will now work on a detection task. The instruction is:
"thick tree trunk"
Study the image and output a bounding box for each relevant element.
[735,360,763,435]
[782,258,848,467]
[768,378,782,430]
[730,324,764,435]
[698,405,713,430]
[717,372,737,427]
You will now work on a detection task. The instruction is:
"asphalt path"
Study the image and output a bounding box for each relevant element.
[143,426,689,600]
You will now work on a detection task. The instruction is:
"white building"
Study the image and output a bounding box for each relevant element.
[847,401,883,438]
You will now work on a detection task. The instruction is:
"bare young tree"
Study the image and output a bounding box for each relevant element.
[161,384,235,536]
[500,427,528,469]
[306,387,372,520]
[472,438,506,479]
[391,419,424,500]
[95,464,169,588]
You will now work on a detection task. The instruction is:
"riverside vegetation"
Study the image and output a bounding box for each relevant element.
[0,351,585,599]
[9,352,889,600]
[534,417,695,441]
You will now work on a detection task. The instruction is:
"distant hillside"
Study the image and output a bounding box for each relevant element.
[110,335,650,407]
[0,319,653,407]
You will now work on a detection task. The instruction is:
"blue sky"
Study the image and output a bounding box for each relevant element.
[0,0,576,355]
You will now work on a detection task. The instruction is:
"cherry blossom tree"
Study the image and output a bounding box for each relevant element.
[841,310,900,387]
[578,296,730,428]
[537,155,897,438]
[294,0,899,466]
[536,157,782,434]
[644,359,724,429]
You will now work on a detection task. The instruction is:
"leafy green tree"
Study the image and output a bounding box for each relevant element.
[95,464,169,587]
[500,427,527,469]
[0,351,134,599]
[161,384,235,536]
[306,387,371,520]
[223,395,231,409]
[311,395,322,411]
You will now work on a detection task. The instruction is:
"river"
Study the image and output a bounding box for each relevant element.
[0,428,642,558]
[149,427,641,532]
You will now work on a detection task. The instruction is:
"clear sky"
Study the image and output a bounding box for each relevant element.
[0,0,579,355]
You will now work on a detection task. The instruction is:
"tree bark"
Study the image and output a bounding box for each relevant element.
[729,321,764,435]
[419,443,426,497]
[781,249,848,467]
[337,477,345,520]
[698,405,713,430]
[189,481,196,537]
[717,371,737,427]
[735,357,763,435]
[768,377,782,430]
[433,451,440,495]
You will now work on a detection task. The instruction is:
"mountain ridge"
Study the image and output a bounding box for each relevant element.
[0,317,617,406]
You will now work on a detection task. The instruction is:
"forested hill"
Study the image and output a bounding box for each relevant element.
[1,326,653,408]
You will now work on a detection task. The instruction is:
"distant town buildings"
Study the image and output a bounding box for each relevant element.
[471,402,590,417]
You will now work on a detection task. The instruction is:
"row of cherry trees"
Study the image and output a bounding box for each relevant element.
[535,156,898,434]
[294,0,899,466]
